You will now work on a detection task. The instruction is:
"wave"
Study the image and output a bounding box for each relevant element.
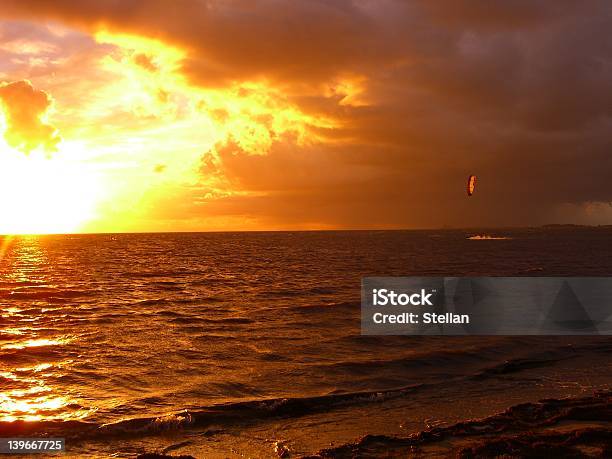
[0,345,589,441]
[169,316,254,325]
[467,234,512,240]
[313,390,612,457]
[288,300,360,313]
[0,383,426,440]
[0,288,92,300]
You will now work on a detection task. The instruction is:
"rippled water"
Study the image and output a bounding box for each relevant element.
[0,228,611,435]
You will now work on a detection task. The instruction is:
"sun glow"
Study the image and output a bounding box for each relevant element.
[0,25,341,235]
[0,141,101,235]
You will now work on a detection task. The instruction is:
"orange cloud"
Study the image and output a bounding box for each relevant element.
[0,80,60,154]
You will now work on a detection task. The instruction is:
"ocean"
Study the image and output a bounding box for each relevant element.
[0,228,611,457]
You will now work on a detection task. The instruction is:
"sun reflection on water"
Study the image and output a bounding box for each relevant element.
[0,237,91,423]
[0,356,91,422]
[1,337,72,351]
[0,385,71,422]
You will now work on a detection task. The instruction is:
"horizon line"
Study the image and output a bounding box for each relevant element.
[0,223,607,237]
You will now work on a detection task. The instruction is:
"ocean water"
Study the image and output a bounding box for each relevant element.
[0,228,611,456]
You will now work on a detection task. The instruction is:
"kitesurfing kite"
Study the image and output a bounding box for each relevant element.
[467,175,476,196]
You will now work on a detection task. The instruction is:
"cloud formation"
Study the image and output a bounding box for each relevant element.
[0,79,60,154]
[0,1,611,228]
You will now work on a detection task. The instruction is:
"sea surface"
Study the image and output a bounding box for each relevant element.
[0,228,611,457]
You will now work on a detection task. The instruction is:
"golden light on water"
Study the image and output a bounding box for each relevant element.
[1,337,71,351]
[0,387,69,422]
[0,364,89,422]
[0,240,90,423]
[0,324,81,422]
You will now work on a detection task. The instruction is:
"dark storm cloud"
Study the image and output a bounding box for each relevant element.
[0,0,399,85]
[1,0,611,227]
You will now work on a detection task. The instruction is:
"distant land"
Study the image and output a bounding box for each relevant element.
[541,224,612,228]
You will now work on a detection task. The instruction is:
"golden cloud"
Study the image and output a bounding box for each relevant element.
[0,80,60,154]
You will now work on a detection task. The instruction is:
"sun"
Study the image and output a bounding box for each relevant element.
[0,142,101,235]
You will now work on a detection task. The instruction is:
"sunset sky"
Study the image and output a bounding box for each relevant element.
[0,1,611,234]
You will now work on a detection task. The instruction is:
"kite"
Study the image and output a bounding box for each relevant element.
[467,175,476,196]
